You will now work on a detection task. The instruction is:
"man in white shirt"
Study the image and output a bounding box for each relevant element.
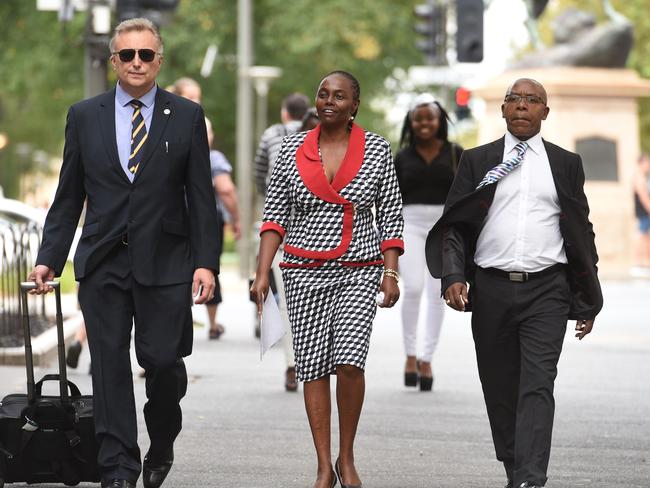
[426,78,603,488]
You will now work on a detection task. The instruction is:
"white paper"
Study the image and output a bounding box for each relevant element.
[260,292,286,359]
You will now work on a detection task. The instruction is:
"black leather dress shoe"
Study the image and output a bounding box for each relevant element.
[143,447,174,488]
[101,480,136,488]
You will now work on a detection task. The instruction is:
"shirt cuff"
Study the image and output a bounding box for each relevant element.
[260,221,286,238]
[380,238,404,255]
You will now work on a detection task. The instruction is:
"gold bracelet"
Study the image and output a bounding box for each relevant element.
[383,268,399,282]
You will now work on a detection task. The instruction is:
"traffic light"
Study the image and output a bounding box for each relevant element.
[116,0,179,24]
[456,0,483,63]
[116,0,140,22]
[413,1,447,65]
[455,87,471,120]
[138,0,179,10]
[531,0,549,18]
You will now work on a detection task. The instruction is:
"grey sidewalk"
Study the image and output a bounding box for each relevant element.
[1,273,649,487]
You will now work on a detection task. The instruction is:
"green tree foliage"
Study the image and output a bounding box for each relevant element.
[163,0,423,162]
[0,1,86,196]
[0,0,423,195]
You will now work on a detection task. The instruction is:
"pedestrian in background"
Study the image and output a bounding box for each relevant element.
[394,93,462,391]
[300,107,320,132]
[426,78,603,488]
[29,18,220,488]
[632,153,650,276]
[171,77,201,104]
[250,70,403,488]
[254,92,310,391]
[205,117,241,338]
[172,77,238,339]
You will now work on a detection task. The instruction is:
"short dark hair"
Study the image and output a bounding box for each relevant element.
[399,100,451,148]
[322,70,360,101]
[282,93,310,120]
[321,70,361,120]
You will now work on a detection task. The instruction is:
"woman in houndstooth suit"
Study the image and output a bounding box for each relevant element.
[250,71,404,488]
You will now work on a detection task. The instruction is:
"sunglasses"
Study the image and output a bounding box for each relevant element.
[112,48,159,63]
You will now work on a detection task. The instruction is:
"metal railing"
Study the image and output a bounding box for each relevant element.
[0,220,45,340]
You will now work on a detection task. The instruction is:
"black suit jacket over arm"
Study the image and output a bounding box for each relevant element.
[425,137,603,320]
[37,88,222,285]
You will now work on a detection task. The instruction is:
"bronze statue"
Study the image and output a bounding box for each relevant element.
[512,0,633,68]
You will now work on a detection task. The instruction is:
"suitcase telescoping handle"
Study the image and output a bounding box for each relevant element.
[20,281,68,404]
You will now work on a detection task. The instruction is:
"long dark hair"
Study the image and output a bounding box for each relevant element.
[399,100,451,148]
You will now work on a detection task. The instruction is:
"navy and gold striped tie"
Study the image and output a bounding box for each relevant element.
[129,99,147,175]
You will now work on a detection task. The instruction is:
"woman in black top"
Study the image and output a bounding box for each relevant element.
[394,94,462,391]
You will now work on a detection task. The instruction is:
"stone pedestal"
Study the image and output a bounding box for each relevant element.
[473,67,650,274]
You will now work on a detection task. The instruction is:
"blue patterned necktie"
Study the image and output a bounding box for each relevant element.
[129,99,147,175]
[476,141,528,190]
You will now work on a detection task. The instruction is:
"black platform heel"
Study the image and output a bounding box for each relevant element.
[419,375,434,391]
[404,371,418,387]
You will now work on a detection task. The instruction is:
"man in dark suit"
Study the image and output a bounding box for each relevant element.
[29,18,221,488]
[426,78,603,488]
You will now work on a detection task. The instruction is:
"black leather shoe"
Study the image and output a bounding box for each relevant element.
[101,480,136,488]
[143,447,174,488]
[517,483,540,488]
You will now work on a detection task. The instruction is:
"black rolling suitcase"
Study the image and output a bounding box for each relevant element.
[0,281,100,487]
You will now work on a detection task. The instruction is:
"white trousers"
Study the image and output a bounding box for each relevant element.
[272,252,295,367]
[400,204,445,362]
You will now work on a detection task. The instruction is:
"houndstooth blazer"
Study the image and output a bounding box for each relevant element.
[261,123,404,268]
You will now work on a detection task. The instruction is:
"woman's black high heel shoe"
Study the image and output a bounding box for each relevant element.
[418,361,433,391]
[405,358,419,387]
[419,375,434,391]
[335,458,362,488]
[404,371,418,387]
[330,469,338,488]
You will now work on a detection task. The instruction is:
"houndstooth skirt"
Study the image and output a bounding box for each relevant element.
[282,264,383,382]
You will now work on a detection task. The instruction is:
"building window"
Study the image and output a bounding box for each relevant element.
[575,137,618,181]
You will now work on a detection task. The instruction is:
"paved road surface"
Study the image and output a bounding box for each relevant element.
[1,273,648,487]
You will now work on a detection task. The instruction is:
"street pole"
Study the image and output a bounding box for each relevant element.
[236,0,253,279]
[84,0,111,99]
[249,66,282,144]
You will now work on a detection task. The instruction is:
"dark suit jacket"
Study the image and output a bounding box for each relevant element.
[36,86,222,285]
[425,136,603,320]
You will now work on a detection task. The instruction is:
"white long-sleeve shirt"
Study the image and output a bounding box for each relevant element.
[474,131,568,272]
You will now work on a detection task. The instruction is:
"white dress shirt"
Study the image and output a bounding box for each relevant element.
[474,131,567,272]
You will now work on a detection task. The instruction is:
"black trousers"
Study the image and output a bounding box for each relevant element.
[471,266,570,487]
[78,244,192,482]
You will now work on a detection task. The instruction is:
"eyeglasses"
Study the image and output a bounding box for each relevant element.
[112,48,159,63]
[504,94,546,105]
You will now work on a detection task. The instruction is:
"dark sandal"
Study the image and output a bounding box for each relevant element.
[209,324,224,340]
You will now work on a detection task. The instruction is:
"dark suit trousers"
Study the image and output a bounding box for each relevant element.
[78,244,192,482]
[471,266,570,487]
